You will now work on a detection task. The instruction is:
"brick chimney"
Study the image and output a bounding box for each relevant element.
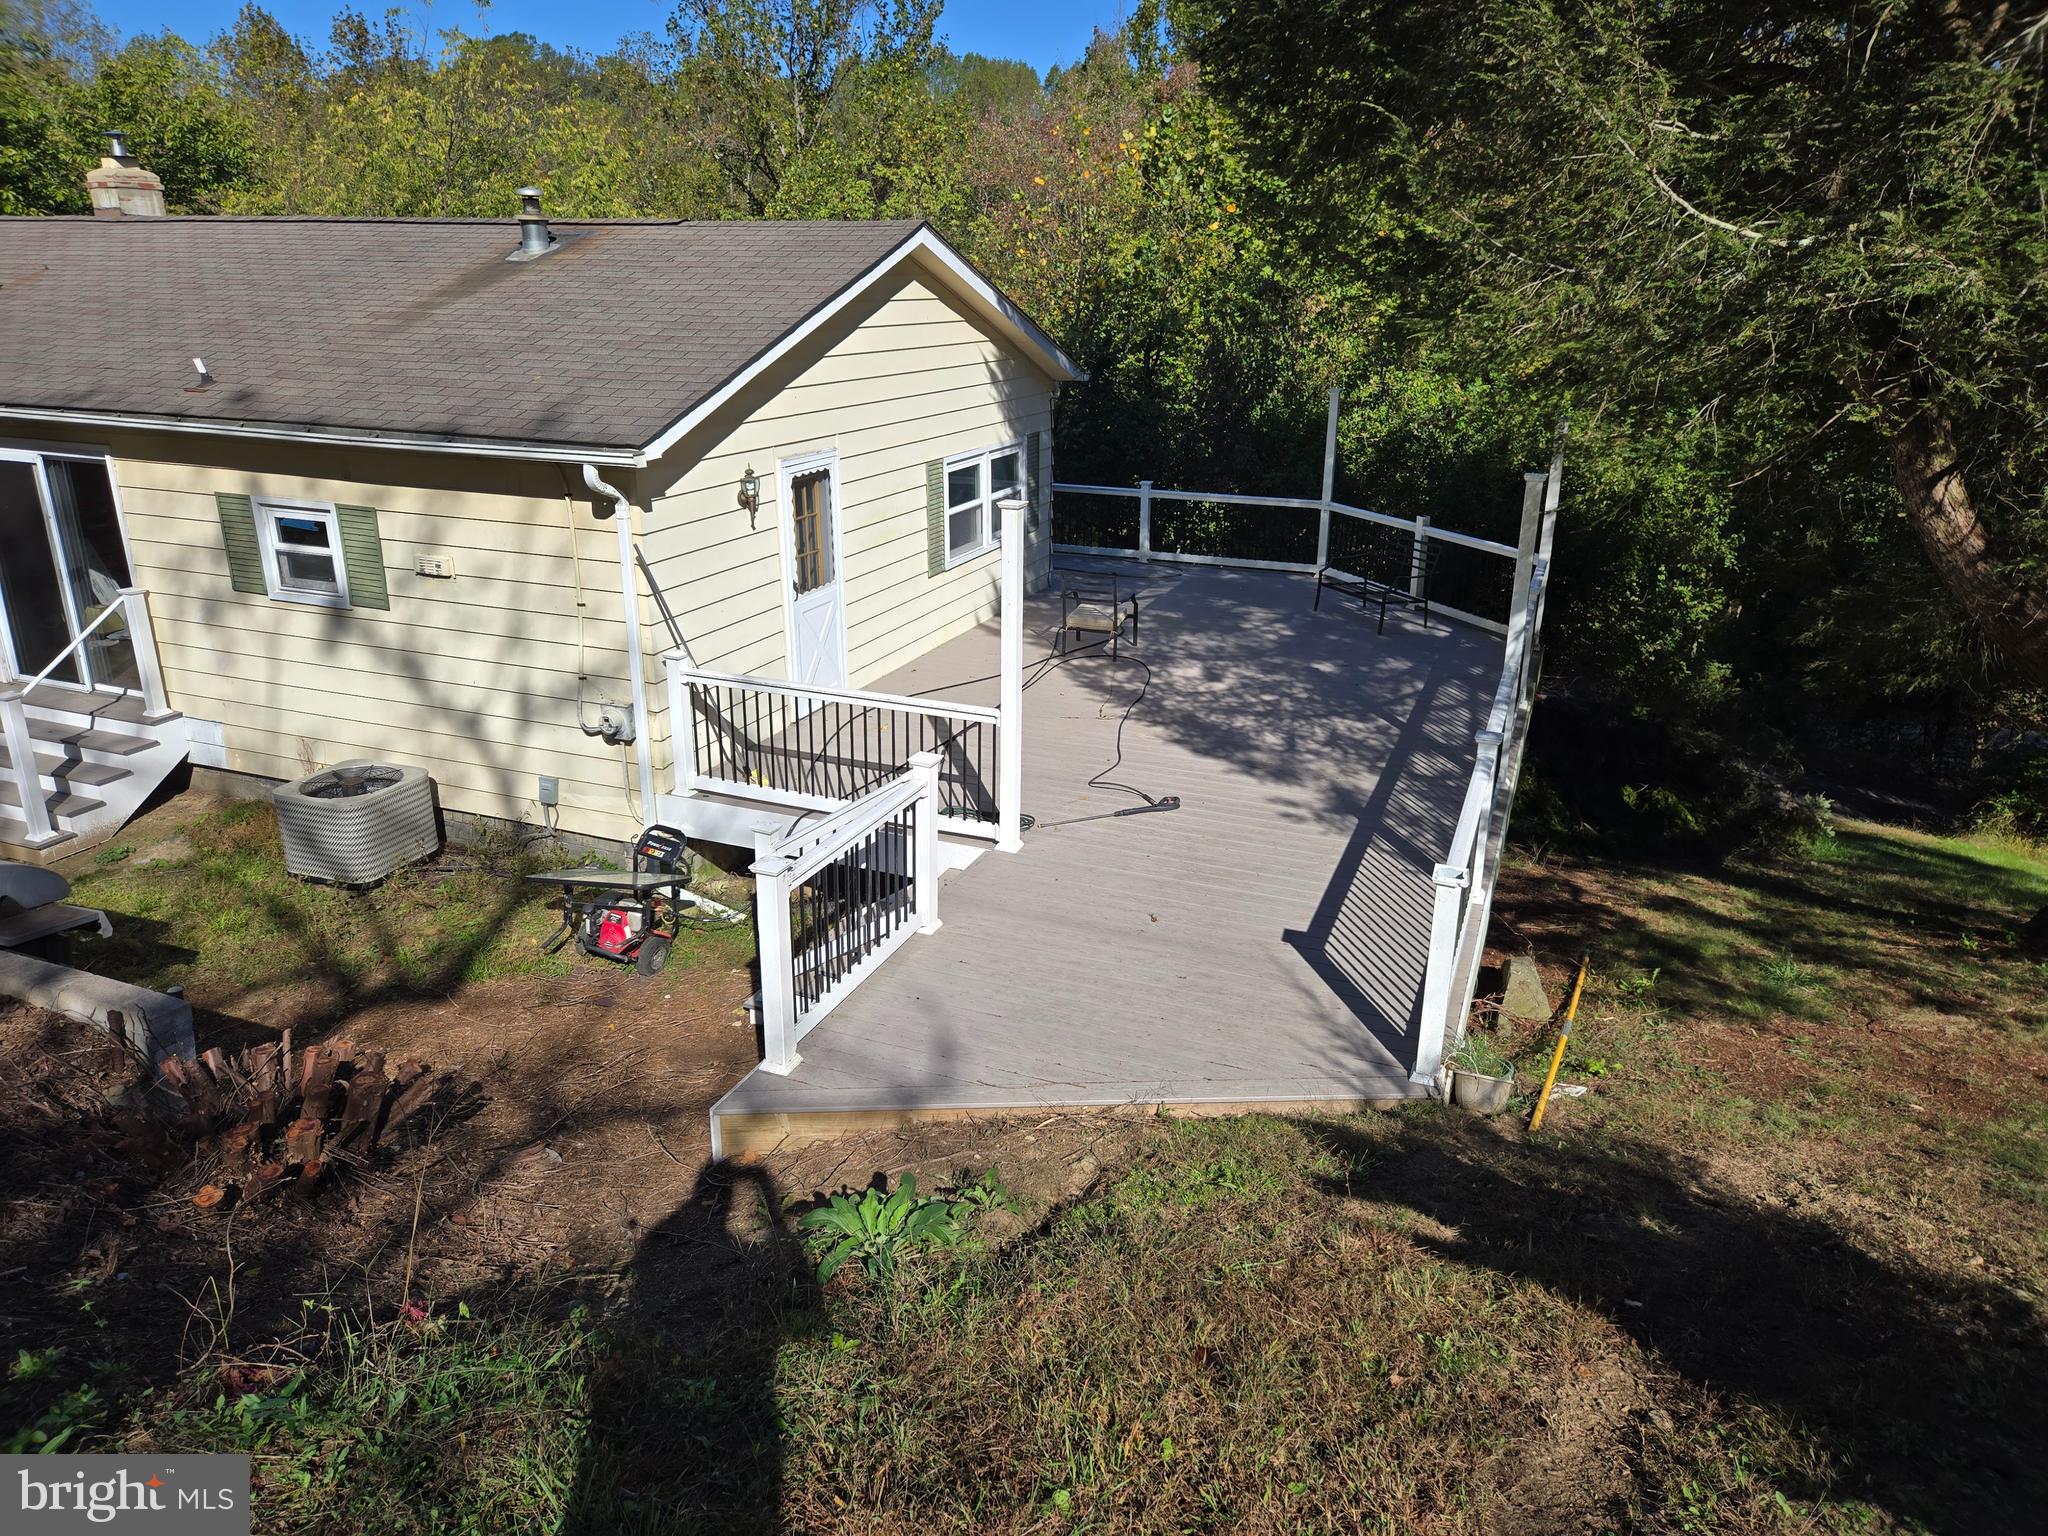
[85,130,166,218]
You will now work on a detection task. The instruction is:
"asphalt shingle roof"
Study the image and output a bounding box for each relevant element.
[0,216,926,453]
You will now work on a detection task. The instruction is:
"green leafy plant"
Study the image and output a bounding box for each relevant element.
[1452,1034,1514,1079]
[799,1174,964,1282]
[1614,968,1662,1001]
[951,1168,1016,1215]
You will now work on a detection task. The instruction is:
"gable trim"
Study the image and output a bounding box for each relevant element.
[634,225,1085,468]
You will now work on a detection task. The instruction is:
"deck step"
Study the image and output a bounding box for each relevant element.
[0,777,106,818]
[25,716,154,757]
[0,811,76,852]
[21,684,153,725]
[0,745,132,789]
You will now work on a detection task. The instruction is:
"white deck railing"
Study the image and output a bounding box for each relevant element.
[750,753,944,1074]
[1050,481,1518,634]
[667,662,1007,840]
[1410,460,1563,1087]
[0,586,173,849]
[662,493,1029,854]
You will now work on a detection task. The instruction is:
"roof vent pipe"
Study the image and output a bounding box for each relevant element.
[512,186,555,260]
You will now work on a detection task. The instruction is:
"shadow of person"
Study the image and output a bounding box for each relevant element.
[561,1158,818,1535]
[1296,1118,2048,1534]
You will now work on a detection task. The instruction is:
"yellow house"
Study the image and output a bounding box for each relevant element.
[0,192,1081,860]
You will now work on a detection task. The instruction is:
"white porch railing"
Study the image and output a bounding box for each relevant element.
[1,586,172,849]
[663,492,1029,853]
[750,752,944,1074]
[1410,458,1563,1088]
[666,664,1006,840]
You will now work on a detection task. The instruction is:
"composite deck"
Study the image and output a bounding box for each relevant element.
[712,560,1502,1151]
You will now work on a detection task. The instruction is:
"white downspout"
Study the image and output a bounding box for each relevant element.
[582,463,658,826]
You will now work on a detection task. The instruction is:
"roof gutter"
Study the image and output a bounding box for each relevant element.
[583,463,659,826]
[0,405,646,468]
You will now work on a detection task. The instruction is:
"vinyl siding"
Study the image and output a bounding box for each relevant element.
[17,427,652,844]
[6,257,1063,845]
[639,265,1057,705]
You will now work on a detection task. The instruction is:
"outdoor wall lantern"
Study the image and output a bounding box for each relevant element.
[738,465,760,526]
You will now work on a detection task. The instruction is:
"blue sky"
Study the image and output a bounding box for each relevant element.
[83,0,1132,74]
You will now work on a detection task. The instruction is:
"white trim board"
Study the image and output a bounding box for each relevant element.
[634,226,1085,466]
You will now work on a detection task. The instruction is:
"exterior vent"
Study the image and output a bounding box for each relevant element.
[508,186,556,261]
[271,759,439,884]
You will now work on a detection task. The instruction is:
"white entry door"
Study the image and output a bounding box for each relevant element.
[780,452,847,692]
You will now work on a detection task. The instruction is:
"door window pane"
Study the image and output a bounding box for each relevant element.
[46,458,137,690]
[789,469,833,596]
[0,461,78,684]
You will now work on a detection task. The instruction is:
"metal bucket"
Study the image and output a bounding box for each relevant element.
[1451,1069,1515,1115]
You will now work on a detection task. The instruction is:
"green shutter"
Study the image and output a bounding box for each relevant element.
[334,505,390,610]
[1025,429,1043,532]
[925,459,946,575]
[214,493,267,595]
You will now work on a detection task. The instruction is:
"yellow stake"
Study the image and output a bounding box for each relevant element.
[1528,956,1589,1132]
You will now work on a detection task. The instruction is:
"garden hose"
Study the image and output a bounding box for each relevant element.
[1528,955,1589,1132]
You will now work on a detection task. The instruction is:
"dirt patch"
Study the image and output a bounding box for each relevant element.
[0,950,759,1427]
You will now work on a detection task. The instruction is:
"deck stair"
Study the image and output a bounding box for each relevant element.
[0,686,189,862]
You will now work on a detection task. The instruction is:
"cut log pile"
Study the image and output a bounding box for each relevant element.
[91,1032,459,1207]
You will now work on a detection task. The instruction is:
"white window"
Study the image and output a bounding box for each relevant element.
[254,499,351,608]
[943,442,1025,566]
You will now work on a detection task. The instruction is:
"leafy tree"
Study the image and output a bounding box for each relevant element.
[1180,1,2048,694]
[929,48,1041,118]
[667,0,943,214]
[0,3,85,212]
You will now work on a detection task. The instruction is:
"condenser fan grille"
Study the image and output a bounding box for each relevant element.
[273,760,439,883]
[301,765,403,800]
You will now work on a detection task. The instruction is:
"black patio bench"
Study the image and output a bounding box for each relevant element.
[1313,538,1441,634]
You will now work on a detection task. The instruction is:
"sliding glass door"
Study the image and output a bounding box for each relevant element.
[0,450,135,693]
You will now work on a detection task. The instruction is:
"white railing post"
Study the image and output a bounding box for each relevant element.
[1534,429,1566,634]
[116,588,174,724]
[1413,863,1469,1089]
[0,686,63,848]
[1137,479,1154,561]
[665,649,698,797]
[908,750,942,933]
[1410,515,1431,601]
[1317,386,1340,569]
[1467,729,1505,891]
[997,494,1026,853]
[749,854,802,1074]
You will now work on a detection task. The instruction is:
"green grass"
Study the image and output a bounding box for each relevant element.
[1521,821,2048,1036]
[27,820,2047,1533]
[58,801,755,1010]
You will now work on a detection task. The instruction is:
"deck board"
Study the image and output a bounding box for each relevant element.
[713,559,1502,1145]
